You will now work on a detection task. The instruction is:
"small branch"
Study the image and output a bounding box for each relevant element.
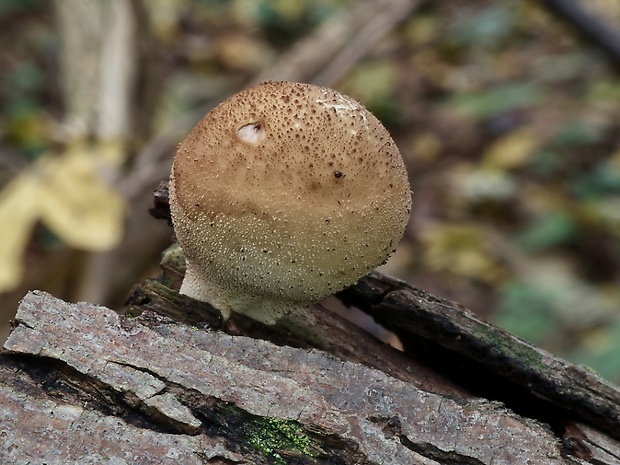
[254,0,424,86]
[338,272,620,442]
[541,0,620,70]
[121,0,425,204]
[314,0,424,85]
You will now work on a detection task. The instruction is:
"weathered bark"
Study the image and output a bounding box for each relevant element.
[2,185,620,464]
[0,290,593,464]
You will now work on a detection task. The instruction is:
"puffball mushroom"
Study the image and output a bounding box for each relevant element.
[169,81,411,324]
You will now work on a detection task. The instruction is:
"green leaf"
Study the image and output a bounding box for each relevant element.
[495,282,556,345]
[517,212,577,251]
[549,120,606,148]
[445,83,544,118]
[571,161,620,199]
[569,322,620,384]
[451,6,515,46]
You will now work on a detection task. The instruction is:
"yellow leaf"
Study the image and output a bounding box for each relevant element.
[38,149,125,250]
[610,148,620,169]
[421,223,505,283]
[0,173,41,291]
[96,139,127,167]
[482,127,539,170]
[412,132,442,162]
[0,145,126,292]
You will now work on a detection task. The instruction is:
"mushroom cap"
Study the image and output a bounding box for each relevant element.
[169,81,411,323]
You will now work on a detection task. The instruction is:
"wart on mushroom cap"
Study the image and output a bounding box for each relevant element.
[169,81,412,324]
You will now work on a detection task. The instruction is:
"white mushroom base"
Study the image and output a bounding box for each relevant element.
[180,262,300,324]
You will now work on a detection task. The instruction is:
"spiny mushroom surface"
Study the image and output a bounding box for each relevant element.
[169,81,411,324]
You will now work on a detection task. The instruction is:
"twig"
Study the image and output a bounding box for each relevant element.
[315,0,424,85]
[541,0,620,69]
[121,0,423,203]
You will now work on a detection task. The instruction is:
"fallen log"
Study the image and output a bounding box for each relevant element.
[1,183,619,464]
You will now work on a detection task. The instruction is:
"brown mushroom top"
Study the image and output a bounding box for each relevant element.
[169,81,411,323]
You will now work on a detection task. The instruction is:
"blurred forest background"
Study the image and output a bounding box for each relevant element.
[2,0,620,383]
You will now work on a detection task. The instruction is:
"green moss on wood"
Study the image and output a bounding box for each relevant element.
[475,325,545,371]
[245,417,316,464]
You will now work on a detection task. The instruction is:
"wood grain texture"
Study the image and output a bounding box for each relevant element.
[2,290,572,464]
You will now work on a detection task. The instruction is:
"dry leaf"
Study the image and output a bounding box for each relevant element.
[482,127,539,170]
[0,147,126,292]
[38,148,125,250]
[420,222,505,283]
[0,174,41,291]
